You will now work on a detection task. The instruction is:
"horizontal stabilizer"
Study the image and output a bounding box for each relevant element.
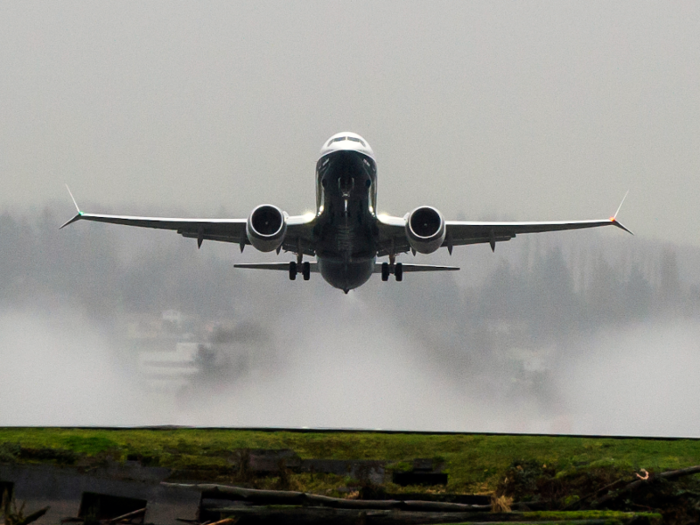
[373,263,460,273]
[234,262,319,272]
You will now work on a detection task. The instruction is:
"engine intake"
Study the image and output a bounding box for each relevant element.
[246,204,287,252]
[406,206,446,254]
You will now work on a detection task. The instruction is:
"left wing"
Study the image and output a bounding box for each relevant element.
[377,214,632,256]
[443,217,632,252]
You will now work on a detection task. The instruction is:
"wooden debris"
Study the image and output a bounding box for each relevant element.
[107,507,146,524]
[593,464,700,508]
[162,482,490,513]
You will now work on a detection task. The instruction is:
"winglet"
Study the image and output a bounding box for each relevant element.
[614,190,629,220]
[66,184,81,213]
[611,218,633,235]
[610,191,633,235]
[59,185,83,229]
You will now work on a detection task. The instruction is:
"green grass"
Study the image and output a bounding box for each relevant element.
[1,428,700,494]
[452,511,663,524]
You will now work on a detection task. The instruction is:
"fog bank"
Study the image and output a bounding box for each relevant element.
[1,206,699,436]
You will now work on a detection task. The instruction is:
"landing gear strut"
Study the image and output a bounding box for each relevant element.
[381,262,390,281]
[290,254,311,281]
[381,261,403,282]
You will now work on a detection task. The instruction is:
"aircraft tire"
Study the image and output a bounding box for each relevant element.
[302,261,311,280]
[395,262,403,282]
[289,261,297,280]
[381,262,390,281]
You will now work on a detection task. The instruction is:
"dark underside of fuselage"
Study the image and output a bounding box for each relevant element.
[314,150,378,292]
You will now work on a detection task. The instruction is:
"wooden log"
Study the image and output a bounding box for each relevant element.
[205,506,634,525]
[165,482,489,512]
[107,507,146,523]
[305,497,402,509]
[656,464,700,481]
[207,519,237,525]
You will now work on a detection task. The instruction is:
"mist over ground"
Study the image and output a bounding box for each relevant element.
[1,205,698,436]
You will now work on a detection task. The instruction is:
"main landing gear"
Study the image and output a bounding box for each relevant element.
[289,261,311,281]
[381,262,403,282]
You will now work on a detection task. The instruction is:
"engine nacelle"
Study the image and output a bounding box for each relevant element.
[405,206,446,254]
[246,204,288,252]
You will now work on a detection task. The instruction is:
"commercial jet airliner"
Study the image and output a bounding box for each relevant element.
[61,132,631,293]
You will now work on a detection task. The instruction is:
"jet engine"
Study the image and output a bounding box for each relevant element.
[246,204,287,252]
[405,206,446,254]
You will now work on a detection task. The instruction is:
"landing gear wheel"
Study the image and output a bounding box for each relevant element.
[302,261,311,280]
[289,261,297,280]
[381,262,390,281]
[395,262,403,282]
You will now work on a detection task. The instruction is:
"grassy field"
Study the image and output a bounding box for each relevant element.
[2,428,700,495]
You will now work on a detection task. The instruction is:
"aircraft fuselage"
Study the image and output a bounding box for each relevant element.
[314,146,378,292]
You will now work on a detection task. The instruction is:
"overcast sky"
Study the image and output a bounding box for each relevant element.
[1,1,698,244]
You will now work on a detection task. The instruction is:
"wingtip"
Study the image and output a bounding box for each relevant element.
[60,185,83,229]
[59,213,82,230]
[610,191,632,234]
[611,218,634,235]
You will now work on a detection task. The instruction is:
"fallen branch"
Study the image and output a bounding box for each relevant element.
[164,482,490,512]
[15,506,50,525]
[593,464,700,508]
[562,478,629,510]
[206,519,237,525]
[107,507,146,524]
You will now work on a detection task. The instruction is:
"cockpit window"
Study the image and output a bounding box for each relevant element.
[347,137,366,146]
[327,136,366,147]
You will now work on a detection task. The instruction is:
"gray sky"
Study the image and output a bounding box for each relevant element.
[1,2,698,244]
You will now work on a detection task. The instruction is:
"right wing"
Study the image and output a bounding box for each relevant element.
[60,189,316,253]
[61,209,249,247]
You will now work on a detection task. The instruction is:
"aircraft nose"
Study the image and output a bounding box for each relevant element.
[320,133,374,160]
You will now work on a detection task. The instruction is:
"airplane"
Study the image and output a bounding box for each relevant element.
[61,131,632,293]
